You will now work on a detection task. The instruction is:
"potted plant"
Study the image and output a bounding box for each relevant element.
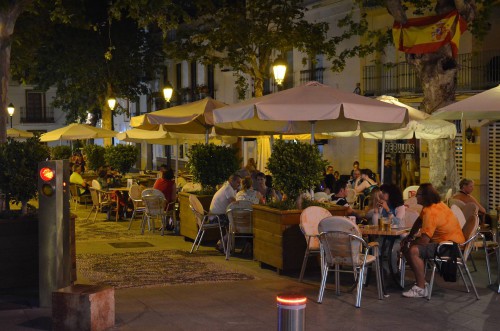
[83,144,106,172]
[0,137,50,214]
[252,139,346,273]
[104,144,139,174]
[178,143,240,239]
[50,145,72,161]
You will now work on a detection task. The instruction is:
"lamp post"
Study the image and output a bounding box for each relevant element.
[7,103,15,128]
[163,82,174,106]
[465,125,475,143]
[273,58,287,86]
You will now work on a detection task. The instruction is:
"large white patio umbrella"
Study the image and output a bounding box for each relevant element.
[7,128,34,139]
[40,123,116,142]
[130,97,227,142]
[363,96,456,140]
[432,85,500,120]
[213,82,409,141]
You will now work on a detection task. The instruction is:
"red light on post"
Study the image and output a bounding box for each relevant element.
[276,294,307,306]
[40,167,55,182]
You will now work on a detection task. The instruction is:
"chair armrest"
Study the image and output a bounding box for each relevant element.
[368,241,379,247]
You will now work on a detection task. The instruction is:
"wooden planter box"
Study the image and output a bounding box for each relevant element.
[178,192,219,241]
[252,204,348,273]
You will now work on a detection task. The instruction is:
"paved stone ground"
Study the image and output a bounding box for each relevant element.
[1,202,500,330]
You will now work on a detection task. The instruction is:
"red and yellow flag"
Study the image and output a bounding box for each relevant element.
[392,11,467,57]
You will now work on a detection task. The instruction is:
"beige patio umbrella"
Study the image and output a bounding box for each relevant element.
[432,85,500,120]
[7,128,34,139]
[40,123,116,142]
[130,97,227,142]
[213,81,408,142]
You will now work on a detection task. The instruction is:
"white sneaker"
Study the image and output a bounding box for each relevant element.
[402,285,428,298]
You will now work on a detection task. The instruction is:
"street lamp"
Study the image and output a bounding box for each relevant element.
[163,82,174,103]
[107,97,117,110]
[273,58,287,86]
[7,103,15,128]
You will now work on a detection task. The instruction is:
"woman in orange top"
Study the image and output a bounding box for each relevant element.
[400,183,465,298]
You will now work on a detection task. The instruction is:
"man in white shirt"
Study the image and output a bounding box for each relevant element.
[209,174,242,253]
[209,174,242,217]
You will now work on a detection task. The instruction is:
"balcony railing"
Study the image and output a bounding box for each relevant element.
[300,67,326,84]
[363,50,500,96]
[20,106,54,123]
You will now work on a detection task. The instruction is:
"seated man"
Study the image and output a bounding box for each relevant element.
[153,168,176,206]
[69,164,89,195]
[210,173,242,224]
[401,183,465,298]
[452,178,491,225]
[210,174,242,252]
[330,180,361,223]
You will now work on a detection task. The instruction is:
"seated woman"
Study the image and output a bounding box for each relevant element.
[354,168,378,208]
[153,168,177,206]
[235,176,262,204]
[378,184,406,221]
[255,172,279,204]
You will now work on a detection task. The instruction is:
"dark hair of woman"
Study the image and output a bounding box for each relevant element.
[163,168,174,180]
[417,183,441,207]
[380,183,404,208]
[242,176,253,190]
[360,168,373,178]
[98,169,107,178]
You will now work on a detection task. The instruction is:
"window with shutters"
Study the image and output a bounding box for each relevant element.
[454,120,463,180]
[21,91,54,123]
[487,121,500,211]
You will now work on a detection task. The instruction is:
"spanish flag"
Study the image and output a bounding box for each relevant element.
[393,11,467,57]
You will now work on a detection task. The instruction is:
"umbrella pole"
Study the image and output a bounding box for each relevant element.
[205,127,209,144]
[380,131,386,184]
[175,139,179,182]
[310,121,316,145]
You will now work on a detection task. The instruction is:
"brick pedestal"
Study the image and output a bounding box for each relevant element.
[52,284,114,331]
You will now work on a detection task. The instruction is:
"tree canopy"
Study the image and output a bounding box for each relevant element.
[165,0,365,98]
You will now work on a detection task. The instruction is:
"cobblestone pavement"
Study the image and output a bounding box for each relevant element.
[1,202,500,330]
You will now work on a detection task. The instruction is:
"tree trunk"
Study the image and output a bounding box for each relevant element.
[254,77,264,98]
[408,47,458,194]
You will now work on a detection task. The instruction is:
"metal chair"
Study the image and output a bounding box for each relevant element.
[141,188,167,235]
[189,194,226,254]
[298,206,332,282]
[317,216,383,308]
[69,183,91,210]
[402,185,419,200]
[225,201,253,260]
[128,184,146,230]
[85,187,114,222]
[427,208,480,300]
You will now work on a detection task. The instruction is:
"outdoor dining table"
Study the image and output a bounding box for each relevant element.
[358,224,411,292]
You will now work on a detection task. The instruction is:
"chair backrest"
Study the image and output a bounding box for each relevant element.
[461,203,479,240]
[403,185,420,200]
[318,216,363,267]
[89,187,101,207]
[314,192,329,201]
[300,206,332,250]
[69,184,78,198]
[142,188,164,199]
[92,179,102,190]
[461,205,480,261]
[345,188,356,204]
[182,182,202,192]
[226,201,253,234]
[448,198,466,209]
[129,184,143,200]
[189,194,206,226]
[403,208,420,228]
[451,204,467,228]
[143,195,167,217]
[444,188,453,205]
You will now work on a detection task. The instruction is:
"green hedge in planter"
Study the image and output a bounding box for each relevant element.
[104,144,139,174]
[267,139,328,209]
[0,137,50,210]
[186,143,240,194]
[50,145,72,160]
[83,144,106,171]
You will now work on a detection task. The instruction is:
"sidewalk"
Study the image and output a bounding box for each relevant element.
[1,203,500,330]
